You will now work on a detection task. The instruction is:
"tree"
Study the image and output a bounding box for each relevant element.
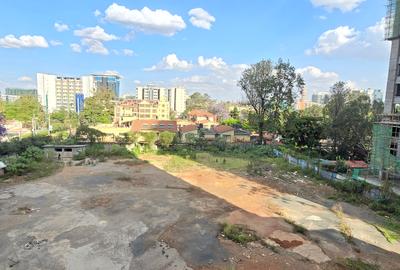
[324,82,372,159]
[141,132,157,147]
[371,100,384,121]
[209,102,229,120]
[283,112,325,150]
[302,104,324,118]
[82,91,114,125]
[159,131,175,148]
[238,59,304,144]
[4,96,44,127]
[50,109,79,132]
[75,125,105,143]
[230,106,240,120]
[185,92,214,112]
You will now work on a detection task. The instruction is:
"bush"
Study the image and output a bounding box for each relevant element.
[331,180,369,194]
[159,131,176,148]
[20,146,44,161]
[221,223,258,245]
[247,159,271,176]
[72,144,134,160]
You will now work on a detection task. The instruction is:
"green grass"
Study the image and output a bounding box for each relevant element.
[162,155,197,173]
[221,223,258,245]
[26,160,63,180]
[337,258,379,270]
[374,221,400,243]
[195,152,249,172]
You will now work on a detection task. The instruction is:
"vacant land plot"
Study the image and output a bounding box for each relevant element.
[0,156,399,269]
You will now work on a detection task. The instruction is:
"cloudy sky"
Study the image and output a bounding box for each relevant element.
[0,0,389,100]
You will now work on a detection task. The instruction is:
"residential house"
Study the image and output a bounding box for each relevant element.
[234,129,251,143]
[179,125,198,143]
[131,119,177,134]
[187,109,218,128]
[202,125,235,142]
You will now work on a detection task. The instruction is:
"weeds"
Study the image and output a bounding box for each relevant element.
[332,203,353,243]
[336,258,379,270]
[221,223,258,245]
[284,218,308,235]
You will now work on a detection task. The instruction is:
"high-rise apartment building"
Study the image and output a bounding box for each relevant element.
[92,74,121,97]
[136,85,186,115]
[311,92,330,105]
[365,88,383,103]
[5,88,37,96]
[113,99,170,127]
[37,73,120,113]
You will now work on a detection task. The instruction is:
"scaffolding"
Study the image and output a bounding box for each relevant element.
[386,0,400,40]
[370,123,400,178]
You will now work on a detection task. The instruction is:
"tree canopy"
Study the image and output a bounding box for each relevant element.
[81,90,114,125]
[3,96,44,127]
[238,59,304,143]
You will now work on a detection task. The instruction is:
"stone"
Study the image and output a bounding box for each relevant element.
[291,243,330,263]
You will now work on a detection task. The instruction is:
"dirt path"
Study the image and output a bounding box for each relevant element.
[143,154,400,269]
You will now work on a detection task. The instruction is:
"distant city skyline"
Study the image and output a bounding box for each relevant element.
[0,0,389,101]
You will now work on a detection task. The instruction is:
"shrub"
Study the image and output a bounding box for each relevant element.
[141,132,157,146]
[20,146,44,161]
[159,131,176,148]
[221,223,258,245]
[247,159,270,176]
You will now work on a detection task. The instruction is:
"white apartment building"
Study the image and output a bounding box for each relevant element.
[136,85,186,115]
[37,73,94,113]
[365,88,383,103]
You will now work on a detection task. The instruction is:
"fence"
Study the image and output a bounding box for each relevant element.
[273,149,347,182]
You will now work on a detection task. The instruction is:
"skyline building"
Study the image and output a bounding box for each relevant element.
[136,85,187,115]
[37,73,120,113]
[311,91,330,105]
[5,88,37,96]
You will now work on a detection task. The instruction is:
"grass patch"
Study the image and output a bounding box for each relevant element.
[336,258,379,270]
[221,223,258,245]
[163,155,197,173]
[284,218,308,235]
[373,224,399,243]
[195,152,249,172]
[26,160,63,180]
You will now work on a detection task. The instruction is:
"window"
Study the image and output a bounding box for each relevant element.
[393,127,400,138]
[395,104,400,114]
[390,142,398,156]
[396,84,400,96]
[64,148,72,152]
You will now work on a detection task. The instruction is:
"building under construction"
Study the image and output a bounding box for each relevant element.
[371,0,400,179]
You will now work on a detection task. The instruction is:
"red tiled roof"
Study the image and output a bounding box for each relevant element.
[180,125,197,133]
[131,120,177,132]
[212,125,234,134]
[188,109,215,118]
[346,160,368,169]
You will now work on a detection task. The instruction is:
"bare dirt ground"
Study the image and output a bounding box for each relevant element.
[0,155,399,269]
[142,153,400,270]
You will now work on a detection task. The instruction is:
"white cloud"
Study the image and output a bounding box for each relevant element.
[188,8,215,30]
[105,3,186,36]
[50,40,62,46]
[306,18,389,59]
[54,22,69,32]
[81,39,108,55]
[198,56,227,70]
[297,66,339,92]
[94,9,102,17]
[17,76,32,82]
[123,49,134,56]
[70,43,81,53]
[134,80,141,84]
[145,54,193,71]
[0,34,49,48]
[306,26,358,55]
[310,0,365,12]
[319,15,328,20]
[74,26,117,41]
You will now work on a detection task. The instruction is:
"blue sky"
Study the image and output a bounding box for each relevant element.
[0,0,389,100]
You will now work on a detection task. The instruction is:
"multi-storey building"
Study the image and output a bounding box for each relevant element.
[136,85,186,115]
[114,99,170,127]
[37,73,91,113]
[311,92,330,105]
[365,88,383,103]
[371,0,400,179]
[92,74,121,97]
[37,73,121,113]
[5,88,37,96]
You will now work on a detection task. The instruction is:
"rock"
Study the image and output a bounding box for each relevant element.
[269,230,305,248]
[291,243,330,263]
[305,215,322,221]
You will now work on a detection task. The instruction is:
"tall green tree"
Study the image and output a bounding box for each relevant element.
[82,90,114,125]
[230,106,240,120]
[185,92,215,112]
[283,112,325,150]
[4,96,44,127]
[238,59,304,144]
[325,82,372,159]
[50,109,79,131]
